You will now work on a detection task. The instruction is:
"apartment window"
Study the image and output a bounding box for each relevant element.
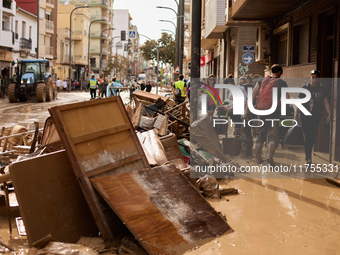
[2,15,10,31]
[22,21,26,38]
[39,8,45,20]
[293,19,309,65]
[46,11,52,21]
[273,23,290,67]
[29,26,32,39]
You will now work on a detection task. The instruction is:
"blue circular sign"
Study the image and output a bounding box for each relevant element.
[242,53,254,65]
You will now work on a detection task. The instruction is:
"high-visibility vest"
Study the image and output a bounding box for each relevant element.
[175,80,186,97]
[90,79,97,89]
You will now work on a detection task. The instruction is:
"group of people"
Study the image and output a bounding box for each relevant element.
[203,64,331,166]
[138,81,152,92]
[55,78,87,92]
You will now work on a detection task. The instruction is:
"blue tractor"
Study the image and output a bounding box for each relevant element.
[8,59,57,103]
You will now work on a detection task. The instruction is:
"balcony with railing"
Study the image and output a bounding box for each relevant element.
[2,0,16,16]
[45,20,54,33]
[58,28,71,39]
[74,55,86,64]
[46,0,54,7]
[19,38,32,51]
[205,0,227,39]
[73,30,83,40]
[88,0,107,6]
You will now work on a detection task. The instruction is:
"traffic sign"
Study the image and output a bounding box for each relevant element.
[164,67,169,73]
[200,57,205,66]
[173,66,179,74]
[129,31,136,39]
[242,53,254,65]
[242,45,255,53]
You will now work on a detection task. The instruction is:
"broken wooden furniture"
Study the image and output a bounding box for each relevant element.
[132,90,171,105]
[10,150,98,245]
[91,164,232,255]
[49,97,150,243]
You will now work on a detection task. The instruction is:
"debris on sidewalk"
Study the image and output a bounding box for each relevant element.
[197,175,221,199]
[91,164,232,254]
[0,96,234,255]
[10,150,98,245]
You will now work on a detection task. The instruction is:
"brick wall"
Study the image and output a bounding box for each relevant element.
[231,0,248,17]
[274,0,339,66]
[237,26,266,77]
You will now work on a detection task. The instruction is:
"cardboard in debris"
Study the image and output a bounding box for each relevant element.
[160,133,187,170]
[49,97,150,242]
[91,164,232,255]
[10,150,98,246]
[191,115,227,161]
[140,129,168,166]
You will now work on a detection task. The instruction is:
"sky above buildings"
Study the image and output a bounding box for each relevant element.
[112,0,178,44]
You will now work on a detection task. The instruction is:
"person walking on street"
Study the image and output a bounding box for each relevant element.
[140,80,146,91]
[294,70,331,165]
[200,74,218,111]
[62,80,68,91]
[56,78,62,92]
[252,64,288,166]
[146,81,152,92]
[82,79,88,92]
[100,78,108,98]
[89,75,98,99]
[173,74,188,105]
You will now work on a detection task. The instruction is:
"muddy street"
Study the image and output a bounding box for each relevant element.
[0,90,340,255]
[0,92,89,130]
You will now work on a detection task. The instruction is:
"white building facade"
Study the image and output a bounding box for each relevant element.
[12,7,38,66]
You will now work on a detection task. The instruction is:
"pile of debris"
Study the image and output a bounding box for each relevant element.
[0,93,239,255]
[130,90,190,139]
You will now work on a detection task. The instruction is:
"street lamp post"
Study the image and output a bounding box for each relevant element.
[87,19,106,78]
[99,28,115,77]
[69,5,89,91]
[157,5,182,79]
[98,35,120,78]
[139,34,159,95]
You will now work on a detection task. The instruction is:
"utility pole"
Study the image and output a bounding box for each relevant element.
[179,0,184,75]
[175,3,180,80]
[36,0,39,58]
[190,0,201,122]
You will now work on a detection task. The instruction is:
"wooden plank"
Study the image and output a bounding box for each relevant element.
[158,114,168,136]
[0,127,5,147]
[49,97,150,243]
[131,102,143,129]
[2,130,11,152]
[49,106,116,243]
[91,165,232,255]
[153,114,166,130]
[72,124,130,145]
[133,90,169,103]
[144,105,190,127]
[87,154,142,178]
[10,151,98,246]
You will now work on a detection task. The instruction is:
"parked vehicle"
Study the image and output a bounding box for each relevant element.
[8,59,57,103]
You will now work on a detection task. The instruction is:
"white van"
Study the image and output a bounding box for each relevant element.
[138,74,146,81]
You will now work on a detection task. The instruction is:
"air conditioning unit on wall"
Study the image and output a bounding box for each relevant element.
[255,26,270,64]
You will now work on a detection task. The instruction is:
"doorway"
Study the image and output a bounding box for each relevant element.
[314,11,335,154]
